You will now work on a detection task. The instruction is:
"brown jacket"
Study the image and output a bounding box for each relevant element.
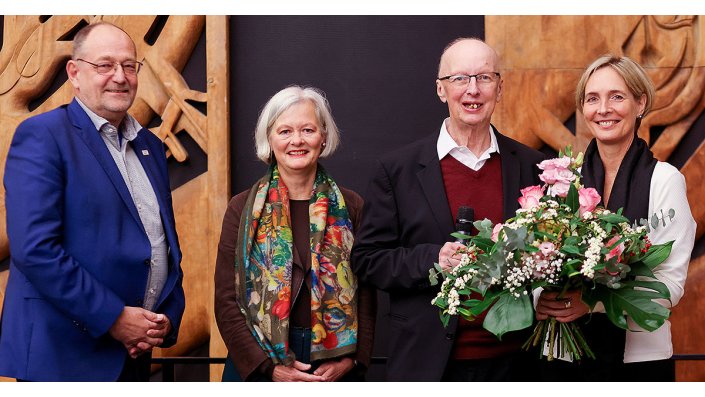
[214,186,375,380]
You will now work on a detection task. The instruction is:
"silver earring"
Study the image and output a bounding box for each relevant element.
[322,142,327,147]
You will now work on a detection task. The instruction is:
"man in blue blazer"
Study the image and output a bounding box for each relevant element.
[0,22,184,381]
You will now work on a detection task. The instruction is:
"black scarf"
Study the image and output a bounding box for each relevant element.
[581,136,657,223]
[575,135,656,375]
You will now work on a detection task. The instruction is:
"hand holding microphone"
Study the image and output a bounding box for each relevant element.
[454,206,474,242]
[439,206,474,271]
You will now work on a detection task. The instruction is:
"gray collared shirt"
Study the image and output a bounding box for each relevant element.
[76,98,168,312]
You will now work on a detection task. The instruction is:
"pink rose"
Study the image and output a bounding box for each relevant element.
[550,181,571,198]
[491,223,503,242]
[518,185,544,209]
[538,157,572,172]
[538,241,556,256]
[539,167,576,185]
[605,235,625,263]
[578,187,601,216]
[538,157,576,191]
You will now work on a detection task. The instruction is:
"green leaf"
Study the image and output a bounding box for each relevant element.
[504,226,528,251]
[474,219,495,239]
[460,299,483,307]
[599,213,629,224]
[473,237,496,253]
[433,296,447,308]
[450,232,472,241]
[627,262,656,279]
[440,312,450,328]
[621,279,671,299]
[562,260,582,278]
[641,241,674,269]
[586,283,671,332]
[468,290,501,316]
[565,183,579,214]
[429,265,440,286]
[483,292,533,339]
[564,236,580,247]
[456,307,473,319]
[560,245,582,255]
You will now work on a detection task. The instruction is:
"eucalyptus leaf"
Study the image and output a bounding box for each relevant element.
[504,226,528,251]
[474,219,495,239]
[429,266,440,286]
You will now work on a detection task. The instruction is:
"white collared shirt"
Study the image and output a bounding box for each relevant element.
[436,119,500,171]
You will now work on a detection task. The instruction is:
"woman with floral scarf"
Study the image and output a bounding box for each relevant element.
[214,86,375,381]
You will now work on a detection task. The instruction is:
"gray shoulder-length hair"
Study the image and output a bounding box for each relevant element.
[254,85,341,163]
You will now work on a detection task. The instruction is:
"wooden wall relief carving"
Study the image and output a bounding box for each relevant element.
[0,15,230,380]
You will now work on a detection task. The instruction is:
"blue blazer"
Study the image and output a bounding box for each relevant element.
[0,99,185,381]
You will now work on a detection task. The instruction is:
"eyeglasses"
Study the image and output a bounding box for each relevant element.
[75,59,143,75]
[438,72,501,86]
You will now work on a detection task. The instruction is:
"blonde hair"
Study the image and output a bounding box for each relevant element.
[575,55,655,117]
[254,86,340,163]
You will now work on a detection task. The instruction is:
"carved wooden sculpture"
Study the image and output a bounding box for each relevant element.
[0,15,229,381]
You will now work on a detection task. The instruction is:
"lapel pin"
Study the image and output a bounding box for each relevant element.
[142,150,149,156]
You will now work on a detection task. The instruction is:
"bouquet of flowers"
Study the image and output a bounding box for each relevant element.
[429,147,675,361]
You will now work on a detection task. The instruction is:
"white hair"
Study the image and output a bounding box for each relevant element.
[254,85,340,163]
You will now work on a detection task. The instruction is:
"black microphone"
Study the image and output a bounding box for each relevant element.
[455,206,474,242]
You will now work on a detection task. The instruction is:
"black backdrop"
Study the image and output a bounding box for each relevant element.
[230,16,484,379]
[230,16,485,194]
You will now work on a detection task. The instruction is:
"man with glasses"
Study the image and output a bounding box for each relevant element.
[0,22,184,381]
[352,38,543,381]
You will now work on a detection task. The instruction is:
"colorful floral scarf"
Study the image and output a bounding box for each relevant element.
[234,163,358,365]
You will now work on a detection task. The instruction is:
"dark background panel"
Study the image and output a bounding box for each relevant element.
[231,15,484,195]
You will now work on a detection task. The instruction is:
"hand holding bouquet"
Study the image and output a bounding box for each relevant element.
[430,147,674,361]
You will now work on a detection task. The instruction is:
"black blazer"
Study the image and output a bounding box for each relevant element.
[351,127,544,381]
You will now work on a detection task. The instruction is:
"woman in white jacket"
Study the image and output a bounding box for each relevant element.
[535,55,696,381]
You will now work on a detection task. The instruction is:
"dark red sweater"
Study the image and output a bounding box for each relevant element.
[440,153,522,359]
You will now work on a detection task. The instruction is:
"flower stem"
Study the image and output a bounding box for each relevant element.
[547,317,557,361]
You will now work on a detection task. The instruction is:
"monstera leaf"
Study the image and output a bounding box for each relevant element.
[483,291,533,339]
[584,279,671,332]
